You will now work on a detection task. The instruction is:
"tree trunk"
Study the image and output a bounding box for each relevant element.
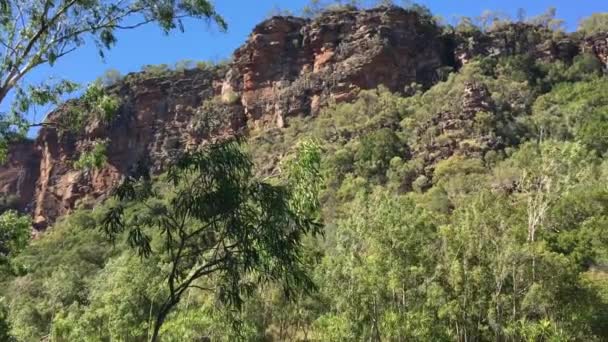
[150,300,178,342]
[150,311,167,342]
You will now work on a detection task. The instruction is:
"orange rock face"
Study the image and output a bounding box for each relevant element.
[25,68,245,229]
[0,141,40,213]
[230,8,447,125]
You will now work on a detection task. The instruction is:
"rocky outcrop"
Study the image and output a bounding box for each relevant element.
[31,68,244,229]
[229,7,447,127]
[8,7,454,229]
[1,7,607,229]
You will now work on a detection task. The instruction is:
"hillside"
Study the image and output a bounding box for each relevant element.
[2,6,606,230]
[1,5,608,341]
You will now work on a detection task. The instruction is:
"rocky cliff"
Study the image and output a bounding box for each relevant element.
[0,6,607,230]
[228,7,448,127]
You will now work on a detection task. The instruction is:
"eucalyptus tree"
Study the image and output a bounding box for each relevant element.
[102,139,323,341]
[0,0,225,159]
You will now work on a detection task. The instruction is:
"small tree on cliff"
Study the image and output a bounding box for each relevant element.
[102,139,323,341]
[579,13,608,37]
[0,0,225,160]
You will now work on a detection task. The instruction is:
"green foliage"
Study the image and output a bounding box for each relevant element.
[354,128,405,182]
[527,7,565,32]
[301,0,360,17]
[102,139,322,340]
[0,211,30,268]
[317,190,443,340]
[83,83,121,122]
[57,82,121,133]
[139,59,229,79]
[300,0,435,25]
[50,252,166,341]
[97,68,123,87]
[141,63,172,76]
[73,139,109,171]
[579,13,608,37]
[531,78,608,154]
[174,59,195,72]
[6,209,115,340]
[0,298,15,342]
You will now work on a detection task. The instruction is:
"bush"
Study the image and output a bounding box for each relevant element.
[531,78,608,154]
[83,82,121,122]
[221,89,240,104]
[95,94,120,121]
[354,128,405,182]
[141,64,171,76]
[97,69,122,87]
[579,13,608,37]
[73,140,109,171]
[57,82,121,134]
[174,59,195,72]
[412,175,430,193]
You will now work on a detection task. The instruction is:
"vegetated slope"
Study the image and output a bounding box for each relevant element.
[2,5,608,341]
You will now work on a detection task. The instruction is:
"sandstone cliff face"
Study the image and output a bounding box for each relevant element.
[7,7,454,229]
[229,7,447,128]
[31,68,244,229]
[0,140,39,212]
[1,8,607,229]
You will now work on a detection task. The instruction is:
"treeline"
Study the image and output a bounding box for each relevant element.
[269,0,608,37]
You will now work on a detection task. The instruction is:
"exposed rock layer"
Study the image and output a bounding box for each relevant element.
[229,8,446,127]
[28,68,243,228]
[0,7,606,229]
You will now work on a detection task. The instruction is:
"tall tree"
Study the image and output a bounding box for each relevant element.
[0,0,225,159]
[102,139,323,341]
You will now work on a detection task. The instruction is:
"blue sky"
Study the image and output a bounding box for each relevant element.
[14,0,608,126]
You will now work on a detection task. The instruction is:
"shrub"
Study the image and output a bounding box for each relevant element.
[98,69,122,87]
[83,82,121,122]
[141,64,171,76]
[73,140,109,171]
[579,13,608,37]
[174,59,195,72]
[95,94,120,122]
[221,89,240,104]
[58,82,121,134]
[412,175,430,193]
[354,128,405,182]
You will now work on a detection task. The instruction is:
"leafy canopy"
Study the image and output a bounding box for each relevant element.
[102,138,323,340]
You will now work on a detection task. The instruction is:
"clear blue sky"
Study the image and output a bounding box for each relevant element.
[15,0,608,126]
